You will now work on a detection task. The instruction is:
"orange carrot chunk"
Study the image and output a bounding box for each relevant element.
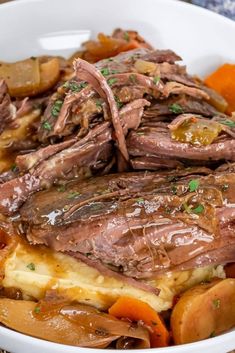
[205,63,235,115]
[109,296,170,348]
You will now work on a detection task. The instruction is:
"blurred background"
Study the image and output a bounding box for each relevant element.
[0,0,234,20]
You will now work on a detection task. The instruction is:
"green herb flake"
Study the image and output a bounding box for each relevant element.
[57,185,66,192]
[221,184,229,191]
[209,331,216,338]
[34,306,40,314]
[123,31,130,42]
[63,81,87,93]
[169,103,183,114]
[136,197,145,205]
[51,99,63,117]
[27,263,35,271]
[183,202,192,213]
[129,74,137,84]
[115,96,123,109]
[171,185,177,195]
[212,298,221,309]
[153,76,160,85]
[188,179,199,192]
[220,119,235,128]
[136,132,145,135]
[67,191,81,199]
[107,78,118,86]
[192,204,205,214]
[11,163,18,172]
[100,67,110,76]
[42,121,52,131]
[96,99,103,108]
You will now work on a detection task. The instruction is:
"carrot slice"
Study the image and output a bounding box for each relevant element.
[109,296,170,347]
[205,63,235,115]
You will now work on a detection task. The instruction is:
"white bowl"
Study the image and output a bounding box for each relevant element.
[0,0,234,352]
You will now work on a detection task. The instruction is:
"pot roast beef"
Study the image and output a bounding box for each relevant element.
[19,166,235,279]
[0,43,234,216]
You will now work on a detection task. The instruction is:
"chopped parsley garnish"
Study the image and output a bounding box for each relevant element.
[123,31,130,41]
[96,99,103,108]
[183,203,205,214]
[51,99,63,117]
[169,103,183,114]
[220,119,235,128]
[11,163,18,172]
[212,298,221,309]
[115,96,123,109]
[63,81,87,92]
[129,74,137,84]
[153,76,160,85]
[188,179,199,192]
[42,121,52,131]
[171,185,177,195]
[57,185,66,192]
[107,78,118,86]
[34,306,40,314]
[192,204,205,214]
[100,67,110,76]
[136,197,145,205]
[67,191,80,199]
[221,184,229,191]
[27,263,35,271]
[209,331,216,338]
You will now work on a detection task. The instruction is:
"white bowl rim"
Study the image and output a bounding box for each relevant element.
[0,0,234,351]
[0,324,234,352]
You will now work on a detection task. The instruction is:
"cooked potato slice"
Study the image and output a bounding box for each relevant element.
[171,279,235,344]
[0,57,60,97]
[0,58,40,97]
[35,58,60,95]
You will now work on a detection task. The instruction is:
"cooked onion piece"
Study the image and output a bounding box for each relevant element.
[0,109,41,173]
[0,298,150,348]
[171,279,235,344]
[0,58,40,97]
[0,57,60,97]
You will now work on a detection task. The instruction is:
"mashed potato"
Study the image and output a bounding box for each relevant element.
[3,242,225,312]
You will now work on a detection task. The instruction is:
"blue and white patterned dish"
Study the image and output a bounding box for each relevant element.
[192,0,235,20]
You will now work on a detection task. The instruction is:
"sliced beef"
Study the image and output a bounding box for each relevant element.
[144,95,218,118]
[19,168,235,279]
[127,125,235,164]
[120,99,150,135]
[73,58,129,161]
[130,156,183,170]
[0,122,112,215]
